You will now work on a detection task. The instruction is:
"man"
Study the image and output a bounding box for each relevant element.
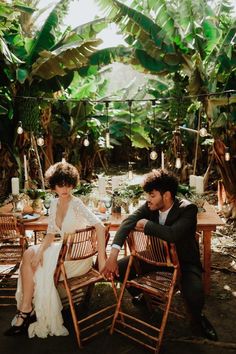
[102,169,217,341]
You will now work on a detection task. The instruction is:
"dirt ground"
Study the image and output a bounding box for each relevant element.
[0,207,236,354]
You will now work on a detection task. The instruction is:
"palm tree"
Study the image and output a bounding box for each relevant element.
[94,0,236,213]
[0,0,108,198]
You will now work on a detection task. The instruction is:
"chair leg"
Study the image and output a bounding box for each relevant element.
[110,255,133,334]
[156,269,178,353]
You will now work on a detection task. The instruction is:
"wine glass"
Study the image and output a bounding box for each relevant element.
[43,196,51,216]
[103,196,112,216]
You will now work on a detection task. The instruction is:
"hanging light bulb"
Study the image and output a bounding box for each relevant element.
[105,129,110,147]
[199,127,208,137]
[83,101,90,147]
[150,150,158,160]
[105,101,110,148]
[17,121,23,135]
[225,147,230,161]
[128,162,133,180]
[127,100,133,178]
[149,100,158,161]
[37,136,44,146]
[83,135,90,147]
[224,93,231,162]
[175,152,182,169]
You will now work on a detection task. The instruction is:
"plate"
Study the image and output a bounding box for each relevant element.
[21,213,41,222]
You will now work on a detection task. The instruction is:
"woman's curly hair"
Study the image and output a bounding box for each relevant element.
[45,162,79,189]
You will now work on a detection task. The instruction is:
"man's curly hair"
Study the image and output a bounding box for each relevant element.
[142,169,178,199]
[45,162,79,189]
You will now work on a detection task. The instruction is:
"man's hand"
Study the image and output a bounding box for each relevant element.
[136,219,148,229]
[101,248,119,280]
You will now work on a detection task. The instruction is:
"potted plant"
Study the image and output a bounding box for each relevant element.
[112,184,144,214]
[73,182,94,205]
[25,189,46,213]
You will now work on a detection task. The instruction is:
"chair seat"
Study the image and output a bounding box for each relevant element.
[127,271,174,295]
[58,268,104,291]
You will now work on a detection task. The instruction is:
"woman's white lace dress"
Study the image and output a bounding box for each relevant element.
[15,196,102,338]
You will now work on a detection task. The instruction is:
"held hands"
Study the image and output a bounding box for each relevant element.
[101,249,119,280]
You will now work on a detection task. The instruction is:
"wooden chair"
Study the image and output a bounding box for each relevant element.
[0,213,27,306]
[110,228,180,354]
[54,225,117,348]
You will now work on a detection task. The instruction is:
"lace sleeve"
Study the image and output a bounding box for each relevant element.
[46,198,58,234]
[73,198,102,226]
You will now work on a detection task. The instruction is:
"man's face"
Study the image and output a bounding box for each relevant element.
[146,189,165,211]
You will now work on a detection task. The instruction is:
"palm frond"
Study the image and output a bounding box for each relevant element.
[26,0,71,65]
[31,39,102,80]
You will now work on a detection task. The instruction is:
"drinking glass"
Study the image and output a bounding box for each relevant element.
[104,196,112,216]
[43,197,51,216]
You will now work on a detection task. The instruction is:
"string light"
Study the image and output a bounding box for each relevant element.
[150,150,158,160]
[83,101,90,147]
[175,152,182,169]
[150,100,158,161]
[225,146,230,161]
[199,127,208,137]
[37,136,44,146]
[105,101,110,148]
[128,100,133,180]
[83,134,90,147]
[224,93,231,161]
[17,121,23,134]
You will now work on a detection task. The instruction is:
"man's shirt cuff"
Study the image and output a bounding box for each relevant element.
[111,244,121,250]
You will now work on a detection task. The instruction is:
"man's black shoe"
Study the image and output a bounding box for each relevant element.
[131,294,146,307]
[200,314,218,341]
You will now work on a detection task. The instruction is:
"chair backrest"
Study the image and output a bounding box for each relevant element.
[0,214,20,242]
[63,226,97,261]
[128,228,179,268]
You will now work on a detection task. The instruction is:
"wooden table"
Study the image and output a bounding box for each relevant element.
[196,202,224,294]
[0,201,224,294]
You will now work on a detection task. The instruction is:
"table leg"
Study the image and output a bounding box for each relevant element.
[202,230,212,295]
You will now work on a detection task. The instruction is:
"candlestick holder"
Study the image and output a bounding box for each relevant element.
[11,194,23,213]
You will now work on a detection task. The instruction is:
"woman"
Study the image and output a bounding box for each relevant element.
[5,162,106,338]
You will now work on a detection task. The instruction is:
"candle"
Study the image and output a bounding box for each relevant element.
[11,177,19,195]
[195,176,204,194]
[98,176,106,197]
[112,176,121,191]
[23,155,28,181]
[189,175,196,188]
[161,151,165,169]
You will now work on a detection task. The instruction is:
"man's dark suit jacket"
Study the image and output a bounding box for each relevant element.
[113,198,202,272]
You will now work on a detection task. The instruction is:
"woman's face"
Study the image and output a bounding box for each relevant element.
[54,184,73,199]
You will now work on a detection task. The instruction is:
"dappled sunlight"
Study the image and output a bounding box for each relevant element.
[223,284,236,297]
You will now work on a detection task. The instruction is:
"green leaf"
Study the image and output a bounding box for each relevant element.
[26,0,70,65]
[16,68,28,84]
[31,39,102,80]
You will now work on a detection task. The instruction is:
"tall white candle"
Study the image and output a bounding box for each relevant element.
[112,176,121,191]
[11,177,19,195]
[23,155,28,181]
[161,151,165,169]
[189,175,196,188]
[98,176,106,196]
[195,176,204,194]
